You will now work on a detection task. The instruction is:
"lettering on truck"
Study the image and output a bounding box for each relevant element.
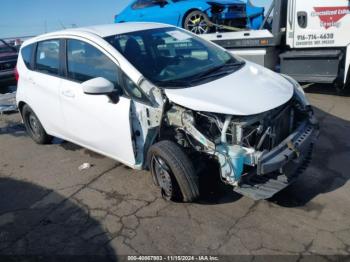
[312,6,350,29]
[295,6,350,47]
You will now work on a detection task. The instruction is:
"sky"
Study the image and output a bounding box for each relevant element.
[0,0,272,38]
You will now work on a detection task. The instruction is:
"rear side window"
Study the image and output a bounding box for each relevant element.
[35,40,60,75]
[132,0,156,9]
[66,39,119,86]
[21,44,34,69]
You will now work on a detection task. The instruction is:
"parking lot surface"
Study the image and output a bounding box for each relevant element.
[0,85,349,258]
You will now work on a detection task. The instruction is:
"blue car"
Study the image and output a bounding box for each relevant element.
[115,0,264,34]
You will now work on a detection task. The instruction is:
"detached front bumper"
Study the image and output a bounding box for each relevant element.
[234,117,319,200]
[257,119,319,176]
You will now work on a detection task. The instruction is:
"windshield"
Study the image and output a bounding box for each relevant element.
[105,27,245,88]
[0,40,14,53]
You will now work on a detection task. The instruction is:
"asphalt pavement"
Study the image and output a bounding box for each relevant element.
[0,84,349,259]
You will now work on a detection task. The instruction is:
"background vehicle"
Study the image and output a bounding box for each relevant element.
[16,23,318,202]
[200,0,350,89]
[0,39,18,87]
[115,0,264,34]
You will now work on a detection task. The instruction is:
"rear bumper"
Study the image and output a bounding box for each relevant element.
[257,118,319,176]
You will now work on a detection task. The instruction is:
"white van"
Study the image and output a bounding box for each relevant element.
[16,23,319,202]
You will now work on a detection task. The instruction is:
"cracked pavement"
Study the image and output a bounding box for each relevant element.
[0,85,349,258]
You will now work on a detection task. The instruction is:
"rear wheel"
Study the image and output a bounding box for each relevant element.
[22,104,52,144]
[184,10,210,34]
[147,140,200,202]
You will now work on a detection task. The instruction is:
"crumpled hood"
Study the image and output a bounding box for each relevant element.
[164,62,294,116]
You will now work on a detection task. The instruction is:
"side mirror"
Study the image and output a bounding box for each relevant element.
[82,77,120,104]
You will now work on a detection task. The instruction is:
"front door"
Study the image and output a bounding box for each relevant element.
[59,38,135,166]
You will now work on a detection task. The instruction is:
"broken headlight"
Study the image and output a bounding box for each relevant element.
[282,74,310,107]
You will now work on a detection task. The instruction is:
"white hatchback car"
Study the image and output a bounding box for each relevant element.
[16,23,319,202]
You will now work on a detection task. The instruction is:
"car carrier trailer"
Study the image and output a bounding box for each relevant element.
[201,0,350,89]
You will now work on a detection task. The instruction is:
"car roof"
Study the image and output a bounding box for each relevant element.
[35,22,172,40]
[71,22,172,37]
[22,23,173,47]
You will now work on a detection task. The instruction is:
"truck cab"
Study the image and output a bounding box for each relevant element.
[201,0,350,89]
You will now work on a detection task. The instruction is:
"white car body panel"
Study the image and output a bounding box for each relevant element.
[16,55,65,136]
[165,62,294,116]
[59,77,136,166]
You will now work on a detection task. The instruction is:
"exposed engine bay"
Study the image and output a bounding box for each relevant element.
[162,95,317,187]
[129,78,319,200]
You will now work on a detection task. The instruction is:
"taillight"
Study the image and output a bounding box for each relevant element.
[14,66,19,82]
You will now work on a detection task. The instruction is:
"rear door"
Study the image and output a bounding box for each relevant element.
[291,0,350,48]
[59,38,136,166]
[25,39,64,136]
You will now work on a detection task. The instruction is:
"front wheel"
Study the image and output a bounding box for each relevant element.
[147,141,200,202]
[184,10,210,34]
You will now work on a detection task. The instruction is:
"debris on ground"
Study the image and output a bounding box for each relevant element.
[0,91,17,114]
[78,162,93,171]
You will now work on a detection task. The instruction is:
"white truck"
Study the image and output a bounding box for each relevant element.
[201,0,350,89]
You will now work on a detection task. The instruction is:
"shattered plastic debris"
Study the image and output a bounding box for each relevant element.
[78,163,92,171]
[0,91,17,113]
[0,105,17,113]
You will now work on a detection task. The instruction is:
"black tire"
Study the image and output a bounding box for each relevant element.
[147,140,199,202]
[22,104,52,144]
[184,10,210,34]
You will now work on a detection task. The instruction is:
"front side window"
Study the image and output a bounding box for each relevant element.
[105,27,245,88]
[35,40,60,75]
[66,39,119,86]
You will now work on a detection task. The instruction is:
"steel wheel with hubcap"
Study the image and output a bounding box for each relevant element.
[147,140,200,202]
[151,155,175,201]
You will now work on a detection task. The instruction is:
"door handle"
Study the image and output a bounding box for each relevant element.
[62,90,75,98]
[297,11,308,28]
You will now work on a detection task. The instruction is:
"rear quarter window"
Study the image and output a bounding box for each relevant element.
[21,44,34,69]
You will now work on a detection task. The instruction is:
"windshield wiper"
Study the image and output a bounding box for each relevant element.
[155,79,193,87]
[155,60,245,88]
[191,60,245,82]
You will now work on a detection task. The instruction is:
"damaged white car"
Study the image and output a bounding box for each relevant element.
[16,23,319,202]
